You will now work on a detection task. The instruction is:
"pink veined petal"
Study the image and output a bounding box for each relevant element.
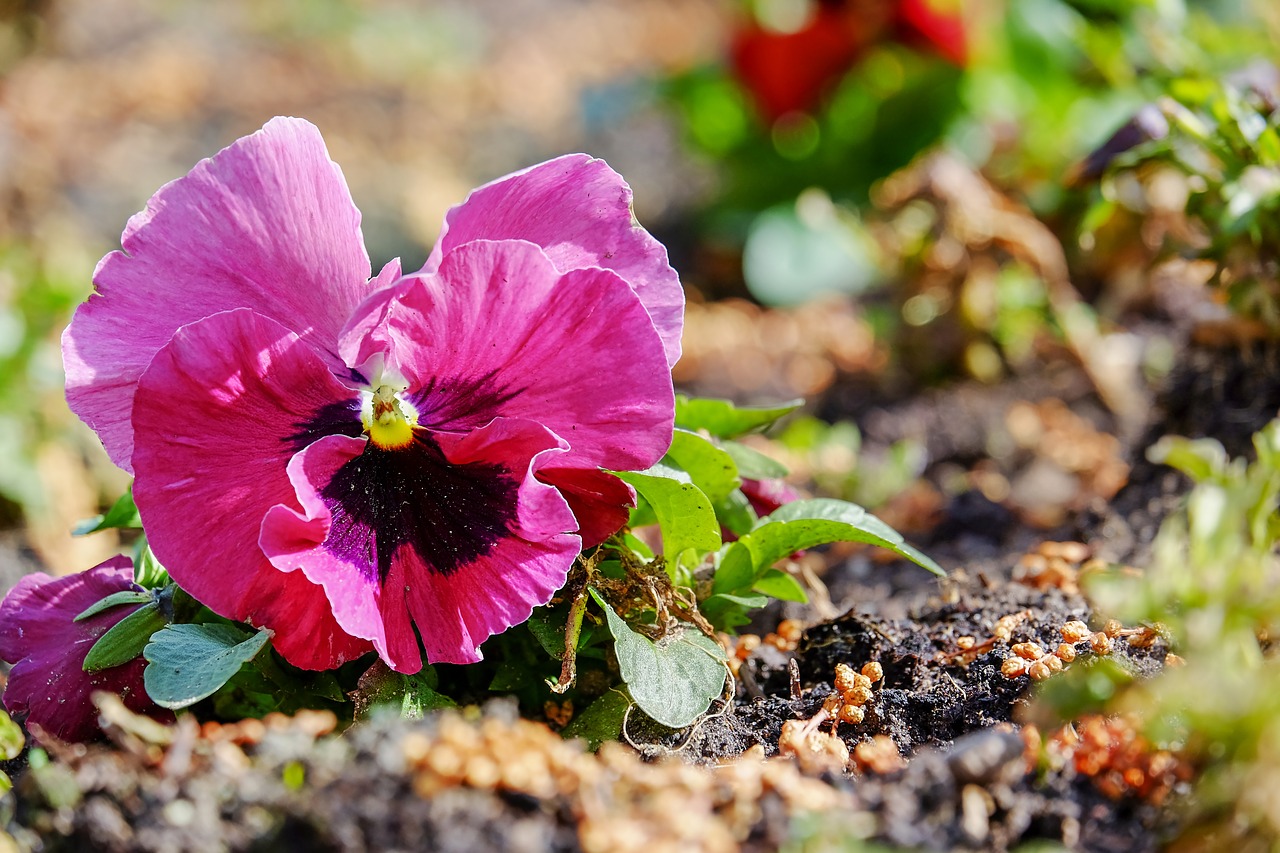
[131,308,373,670]
[424,154,684,368]
[65,116,375,473]
[367,239,675,474]
[259,434,419,671]
[261,419,578,671]
[0,557,172,742]
[401,421,581,666]
[338,258,410,379]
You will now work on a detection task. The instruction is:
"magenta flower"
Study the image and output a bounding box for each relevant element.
[63,118,681,672]
[0,557,171,742]
[741,478,803,519]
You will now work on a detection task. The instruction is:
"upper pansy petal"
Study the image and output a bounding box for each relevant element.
[131,308,373,669]
[65,116,374,472]
[425,154,684,367]
[0,557,172,742]
[261,418,578,670]
[373,239,675,473]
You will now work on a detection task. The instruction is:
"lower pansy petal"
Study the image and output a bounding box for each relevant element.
[260,434,422,672]
[261,418,580,671]
[377,239,675,474]
[398,422,581,665]
[131,308,373,669]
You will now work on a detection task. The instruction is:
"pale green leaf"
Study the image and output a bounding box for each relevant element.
[675,396,802,439]
[143,624,273,709]
[593,592,727,729]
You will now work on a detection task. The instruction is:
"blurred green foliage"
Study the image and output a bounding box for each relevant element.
[1040,421,1280,846]
[0,243,97,517]
[1082,68,1280,328]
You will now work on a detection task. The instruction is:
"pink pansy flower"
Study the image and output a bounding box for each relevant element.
[63,117,681,672]
[0,557,172,742]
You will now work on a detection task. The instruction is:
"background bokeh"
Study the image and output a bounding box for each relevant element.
[1,0,1277,580]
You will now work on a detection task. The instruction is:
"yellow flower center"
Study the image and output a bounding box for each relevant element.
[366,385,416,450]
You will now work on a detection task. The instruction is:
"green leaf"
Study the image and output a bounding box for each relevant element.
[700,591,769,632]
[73,487,141,536]
[353,662,455,719]
[82,603,168,672]
[489,660,538,691]
[561,690,631,750]
[675,395,802,438]
[528,604,574,660]
[712,498,942,595]
[713,490,758,538]
[712,541,757,594]
[133,544,171,589]
[592,591,727,729]
[74,589,153,622]
[665,429,741,503]
[0,709,24,761]
[397,670,456,717]
[753,568,809,602]
[743,498,943,577]
[614,466,721,570]
[721,440,789,479]
[143,624,273,709]
[1149,435,1228,483]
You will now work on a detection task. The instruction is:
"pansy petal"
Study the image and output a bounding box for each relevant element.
[398,421,581,665]
[65,116,374,472]
[131,308,372,669]
[339,258,405,382]
[262,419,577,670]
[425,154,684,367]
[259,434,421,672]
[377,239,674,473]
[0,557,171,742]
[536,467,636,548]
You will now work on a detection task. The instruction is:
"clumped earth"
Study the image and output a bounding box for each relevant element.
[3,336,1273,853]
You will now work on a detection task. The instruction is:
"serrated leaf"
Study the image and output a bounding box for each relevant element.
[753,568,809,602]
[721,440,789,479]
[72,488,141,536]
[143,624,272,709]
[592,592,726,729]
[74,590,153,622]
[675,395,802,438]
[614,466,721,570]
[82,603,168,672]
[665,429,741,503]
[562,690,631,750]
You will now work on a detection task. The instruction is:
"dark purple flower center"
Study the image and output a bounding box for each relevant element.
[318,431,520,583]
[287,400,365,452]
